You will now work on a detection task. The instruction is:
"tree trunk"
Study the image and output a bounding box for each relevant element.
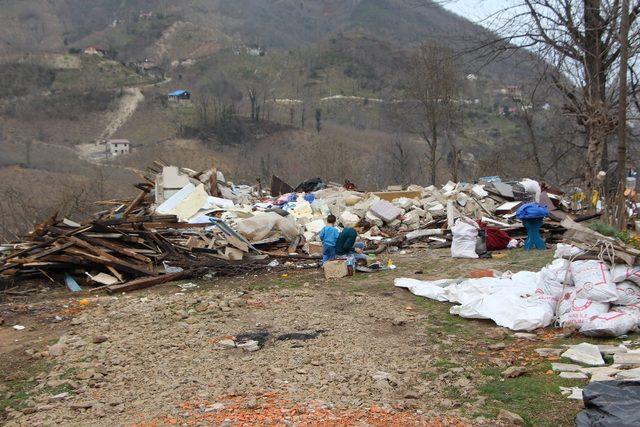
[616,0,631,229]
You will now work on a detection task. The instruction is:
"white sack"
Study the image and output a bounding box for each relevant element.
[580,311,638,337]
[570,260,618,302]
[451,217,479,259]
[535,258,571,298]
[610,265,640,284]
[236,212,298,242]
[615,281,640,306]
[559,293,610,328]
[554,243,584,259]
[612,304,640,326]
[394,278,459,302]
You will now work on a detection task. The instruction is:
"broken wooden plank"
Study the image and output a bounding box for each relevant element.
[106,270,193,293]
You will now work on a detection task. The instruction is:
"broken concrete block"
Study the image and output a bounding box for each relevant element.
[324,260,348,279]
[401,210,421,230]
[597,345,628,356]
[559,372,588,380]
[561,343,605,366]
[613,351,640,368]
[560,387,584,400]
[369,200,402,223]
[615,367,640,380]
[305,219,325,234]
[536,348,563,357]
[340,211,360,228]
[580,366,621,382]
[393,197,416,210]
[551,363,582,372]
[365,211,383,227]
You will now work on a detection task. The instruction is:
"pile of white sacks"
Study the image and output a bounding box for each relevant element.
[395,244,640,335]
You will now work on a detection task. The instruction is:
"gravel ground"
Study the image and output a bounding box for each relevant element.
[4,249,586,426]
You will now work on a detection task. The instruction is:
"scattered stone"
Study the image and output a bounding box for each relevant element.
[580,367,620,382]
[560,387,583,400]
[613,352,640,368]
[35,404,56,411]
[203,403,225,413]
[551,363,582,372]
[195,302,209,312]
[92,335,108,344]
[559,372,588,380]
[615,367,640,380]
[513,332,537,341]
[502,366,527,378]
[185,317,199,325]
[403,390,420,399]
[561,343,605,366]
[597,345,628,356]
[488,343,506,351]
[48,392,69,402]
[70,401,96,410]
[76,369,95,380]
[497,409,525,425]
[217,339,236,349]
[535,348,563,357]
[48,343,65,357]
[70,318,84,325]
[391,318,407,326]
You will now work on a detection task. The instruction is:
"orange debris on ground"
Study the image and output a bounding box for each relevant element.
[133,392,470,427]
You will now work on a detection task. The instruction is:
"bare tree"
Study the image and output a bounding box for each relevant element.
[484,1,640,193]
[406,42,461,185]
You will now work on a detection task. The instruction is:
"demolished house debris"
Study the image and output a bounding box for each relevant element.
[0,170,591,294]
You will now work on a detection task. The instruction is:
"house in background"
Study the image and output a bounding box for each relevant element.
[107,139,130,157]
[168,90,191,101]
[84,46,107,57]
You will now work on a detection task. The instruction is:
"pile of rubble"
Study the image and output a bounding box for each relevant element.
[0,163,576,293]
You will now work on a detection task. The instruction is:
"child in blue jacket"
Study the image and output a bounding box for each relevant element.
[319,214,340,264]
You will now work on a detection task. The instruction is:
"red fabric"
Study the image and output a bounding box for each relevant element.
[477,221,511,251]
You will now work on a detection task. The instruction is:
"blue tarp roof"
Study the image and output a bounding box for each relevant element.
[168,90,189,96]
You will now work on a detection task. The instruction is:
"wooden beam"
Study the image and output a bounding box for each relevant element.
[106,270,193,293]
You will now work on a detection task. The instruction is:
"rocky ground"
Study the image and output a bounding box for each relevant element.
[1,248,620,426]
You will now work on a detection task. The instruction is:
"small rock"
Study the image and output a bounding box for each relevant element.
[498,409,525,425]
[70,318,84,325]
[92,335,108,344]
[203,403,225,413]
[562,343,605,366]
[392,318,407,326]
[580,366,620,382]
[195,302,209,313]
[218,339,236,349]
[76,369,95,380]
[614,352,640,368]
[615,367,640,381]
[559,372,588,380]
[403,390,420,399]
[70,401,96,410]
[502,366,527,378]
[560,386,584,400]
[597,345,628,356]
[185,317,199,325]
[513,332,537,341]
[551,363,582,372]
[48,343,65,357]
[488,343,506,351]
[535,348,563,357]
[48,392,69,402]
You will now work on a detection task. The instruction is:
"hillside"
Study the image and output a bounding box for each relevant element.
[0,0,561,241]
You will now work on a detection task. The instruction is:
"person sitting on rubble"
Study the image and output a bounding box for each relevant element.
[335,227,367,266]
[319,215,340,265]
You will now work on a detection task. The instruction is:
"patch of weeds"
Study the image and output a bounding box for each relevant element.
[0,359,52,413]
[421,370,438,381]
[60,367,76,380]
[444,385,461,399]
[433,359,459,370]
[477,368,583,427]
